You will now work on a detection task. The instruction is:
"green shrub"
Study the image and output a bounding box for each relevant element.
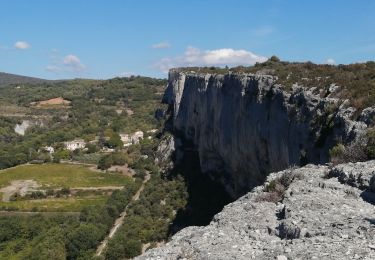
[260,170,303,203]
[269,55,281,62]
[366,128,375,159]
[329,143,346,164]
[98,155,113,170]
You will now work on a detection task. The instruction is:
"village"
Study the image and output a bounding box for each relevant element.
[9,94,162,168]
[38,129,158,158]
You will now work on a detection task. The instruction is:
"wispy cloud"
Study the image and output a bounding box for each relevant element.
[152,41,172,49]
[46,53,86,73]
[154,46,267,73]
[63,54,86,71]
[14,41,31,50]
[325,58,335,65]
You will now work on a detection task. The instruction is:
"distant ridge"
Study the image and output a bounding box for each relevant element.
[0,72,48,86]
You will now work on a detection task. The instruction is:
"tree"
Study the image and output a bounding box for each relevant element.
[269,55,280,62]
[29,227,67,260]
[98,155,113,170]
[86,143,98,153]
[105,238,142,260]
[66,223,105,259]
[105,133,123,149]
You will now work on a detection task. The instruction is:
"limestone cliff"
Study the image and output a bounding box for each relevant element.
[163,70,367,197]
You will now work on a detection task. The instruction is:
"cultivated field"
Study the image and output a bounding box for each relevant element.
[0,163,131,188]
[0,163,133,212]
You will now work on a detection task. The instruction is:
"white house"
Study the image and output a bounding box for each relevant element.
[120,131,144,147]
[119,133,130,145]
[64,139,86,151]
[147,129,158,134]
[132,131,144,142]
[43,146,55,154]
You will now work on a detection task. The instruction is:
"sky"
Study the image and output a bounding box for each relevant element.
[0,0,374,79]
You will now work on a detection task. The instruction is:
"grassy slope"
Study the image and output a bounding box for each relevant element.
[0,72,47,87]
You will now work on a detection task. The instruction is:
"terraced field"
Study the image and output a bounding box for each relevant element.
[0,163,133,212]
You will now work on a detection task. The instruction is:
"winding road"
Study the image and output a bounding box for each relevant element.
[95,172,151,256]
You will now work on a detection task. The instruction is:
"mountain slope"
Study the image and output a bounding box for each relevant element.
[0,72,47,86]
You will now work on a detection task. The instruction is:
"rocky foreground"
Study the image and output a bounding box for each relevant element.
[137,161,375,260]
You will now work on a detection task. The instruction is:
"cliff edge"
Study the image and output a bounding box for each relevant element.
[163,70,368,197]
[137,69,375,259]
[137,161,375,260]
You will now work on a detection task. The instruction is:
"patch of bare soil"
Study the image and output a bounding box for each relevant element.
[126,109,134,116]
[31,97,71,107]
[0,180,39,202]
[108,164,135,177]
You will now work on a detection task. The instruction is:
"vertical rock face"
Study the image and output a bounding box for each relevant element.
[163,70,366,197]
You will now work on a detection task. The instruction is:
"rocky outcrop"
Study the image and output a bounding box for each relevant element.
[137,161,375,260]
[328,161,375,191]
[163,70,367,197]
[359,106,375,126]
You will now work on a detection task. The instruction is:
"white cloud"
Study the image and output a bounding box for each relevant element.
[326,58,335,65]
[14,41,31,50]
[63,54,86,71]
[46,54,86,74]
[154,46,267,72]
[152,41,172,49]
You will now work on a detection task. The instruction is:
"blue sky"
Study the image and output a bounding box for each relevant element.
[0,0,374,79]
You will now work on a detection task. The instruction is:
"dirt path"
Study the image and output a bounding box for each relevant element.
[95,173,151,256]
[59,160,97,167]
[60,186,124,191]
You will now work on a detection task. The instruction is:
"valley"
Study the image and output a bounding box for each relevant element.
[0,59,375,259]
[2,2,374,259]
[0,75,190,259]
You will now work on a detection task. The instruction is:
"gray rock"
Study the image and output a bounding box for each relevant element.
[155,135,175,166]
[137,163,375,260]
[328,160,375,190]
[164,70,367,197]
[359,106,375,126]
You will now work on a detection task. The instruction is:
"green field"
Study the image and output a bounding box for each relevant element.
[0,163,131,188]
[0,163,132,212]
[0,196,108,212]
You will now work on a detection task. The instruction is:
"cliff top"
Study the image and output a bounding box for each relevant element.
[172,58,375,110]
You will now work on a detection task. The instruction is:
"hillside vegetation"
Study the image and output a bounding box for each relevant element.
[0,76,167,169]
[0,72,47,86]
